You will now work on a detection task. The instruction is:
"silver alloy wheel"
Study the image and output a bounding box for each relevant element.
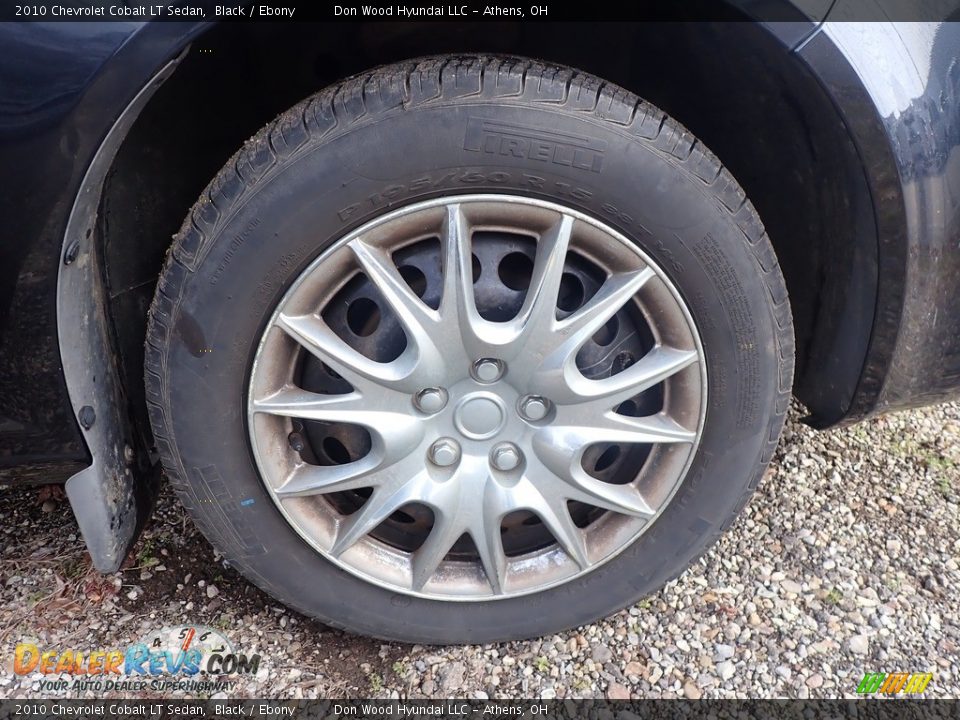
[248,195,706,600]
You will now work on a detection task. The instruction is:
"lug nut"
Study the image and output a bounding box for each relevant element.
[473,358,504,383]
[518,395,550,421]
[491,443,522,472]
[415,387,447,413]
[288,432,306,453]
[429,438,461,467]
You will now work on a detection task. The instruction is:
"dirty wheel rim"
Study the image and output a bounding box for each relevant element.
[248,194,706,600]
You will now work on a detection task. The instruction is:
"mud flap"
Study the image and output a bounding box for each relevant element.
[57,50,188,573]
[66,465,137,573]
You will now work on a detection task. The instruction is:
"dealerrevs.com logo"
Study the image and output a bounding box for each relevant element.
[14,625,261,694]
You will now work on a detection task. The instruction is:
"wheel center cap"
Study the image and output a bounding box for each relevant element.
[454,394,505,440]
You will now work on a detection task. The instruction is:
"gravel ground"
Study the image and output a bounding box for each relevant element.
[1,400,958,700]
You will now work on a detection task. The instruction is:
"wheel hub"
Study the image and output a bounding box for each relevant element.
[248,195,706,599]
[453,391,507,440]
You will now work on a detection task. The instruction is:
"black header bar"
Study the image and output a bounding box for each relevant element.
[3,0,959,22]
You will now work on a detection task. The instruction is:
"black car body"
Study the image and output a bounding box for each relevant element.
[1,5,958,576]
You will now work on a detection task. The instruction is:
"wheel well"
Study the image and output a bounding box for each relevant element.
[100,20,877,451]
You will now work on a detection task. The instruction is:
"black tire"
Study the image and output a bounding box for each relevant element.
[145,55,793,643]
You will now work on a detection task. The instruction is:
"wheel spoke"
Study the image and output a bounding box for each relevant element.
[597,412,696,444]
[348,238,444,376]
[276,312,420,394]
[556,266,655,349]
[531,432,655,517]
[439,204,470,309]
[538,344,698,410]
[438,204,481,341]
[349,239,437,328]
[563,471,655,518]
[330,478,423,556]
[400,472,514,594]
[579,346,698,410]
[516,215,575,333]
[274,457,386,498]
[436,203,527,355]
[519,483,589,569]
[411,514,464,592]
[542,409,697,448]
[519,267,657,391]
[254,386,425,454]
[253,387,378,426]
[471,507,508,595]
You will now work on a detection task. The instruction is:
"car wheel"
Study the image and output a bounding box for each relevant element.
[145,55,793,643]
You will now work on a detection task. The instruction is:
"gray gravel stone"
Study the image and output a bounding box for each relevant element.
[780,580,803,595]
[592,644,613,663]
[438,662,466,693]
[714,644,735,661]
[848,635,870,655]
[606,682,630,699]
